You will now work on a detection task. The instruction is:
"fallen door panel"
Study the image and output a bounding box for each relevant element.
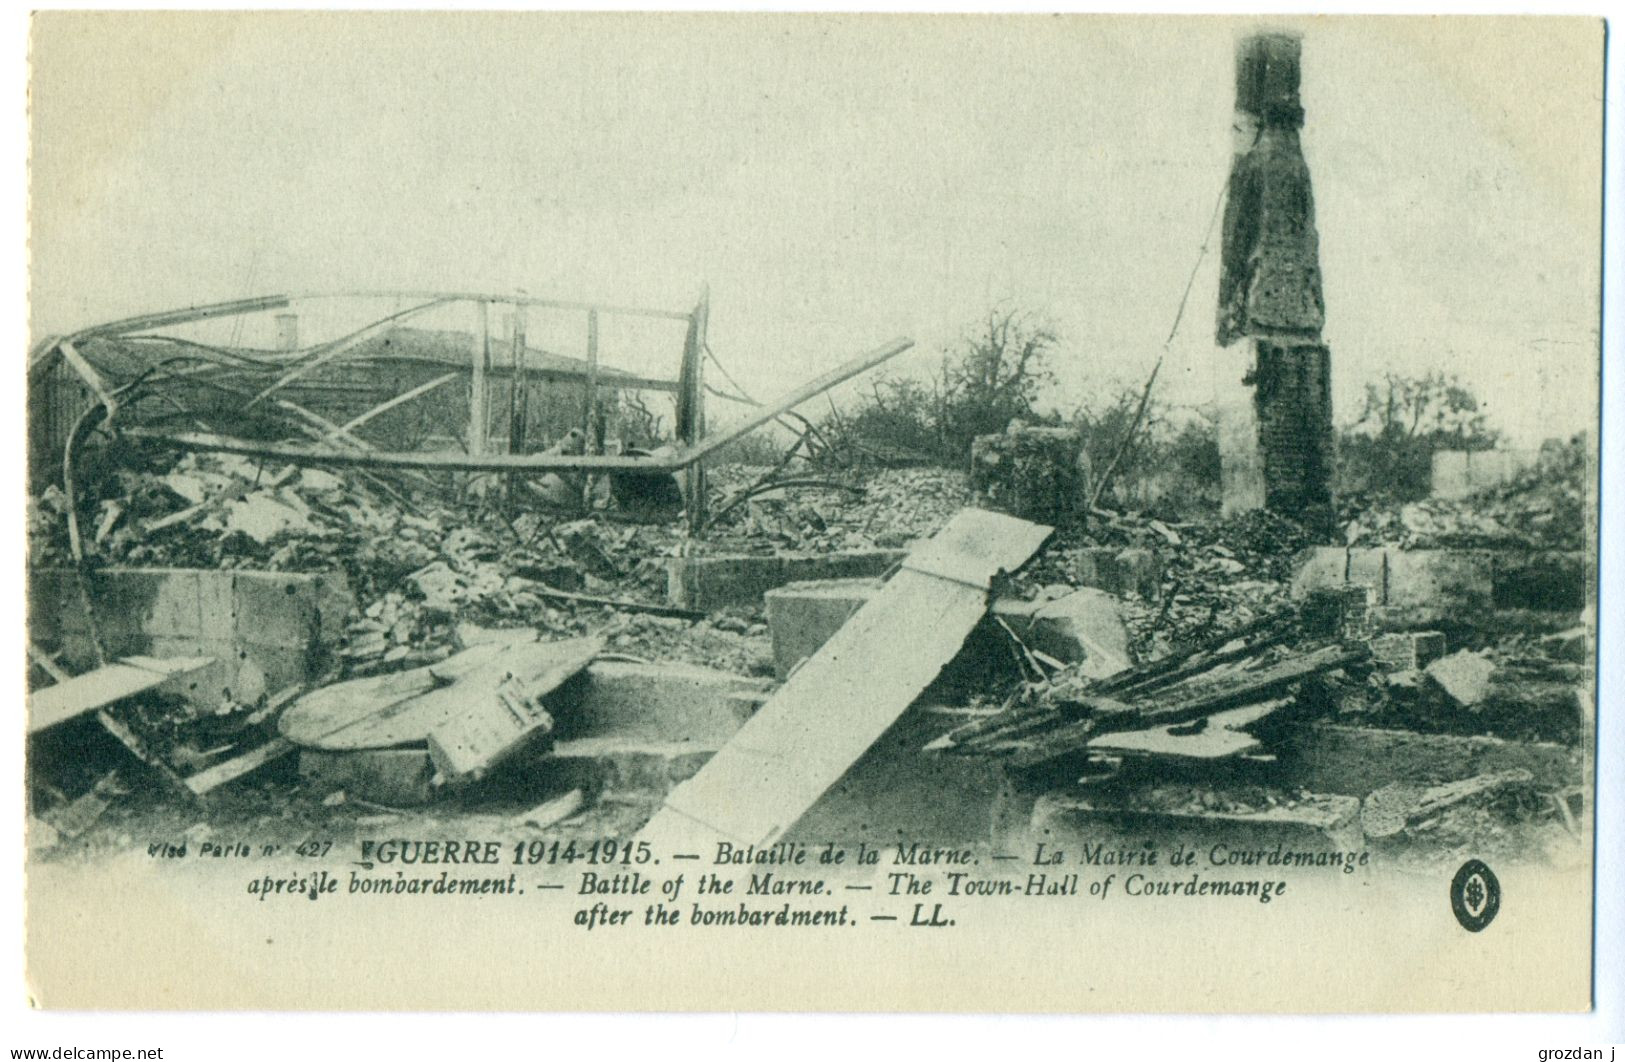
[638,509,1051,853]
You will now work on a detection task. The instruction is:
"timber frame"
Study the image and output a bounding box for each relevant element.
[32,289,913,534]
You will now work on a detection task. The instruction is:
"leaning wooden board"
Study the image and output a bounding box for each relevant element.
[29,656,215,734]
[638,509,1052,853]
[279,634,603,751]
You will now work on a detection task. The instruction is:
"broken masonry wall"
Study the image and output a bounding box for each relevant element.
[1215,32,1336,526]
[1254,341,1335,518]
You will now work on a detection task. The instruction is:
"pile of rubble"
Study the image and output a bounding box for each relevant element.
[1342,436,1587,552]
[25,426,1590,866]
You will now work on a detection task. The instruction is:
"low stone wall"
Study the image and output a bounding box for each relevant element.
[666,549,905,611]
[29,567,353,709]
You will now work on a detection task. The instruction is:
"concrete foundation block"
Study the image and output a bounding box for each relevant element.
[29,567,354,709]
[1276,724,1581,797]
[1368,631,1447,673]
[551,659,771,746]
[543,738,718,795]
[766,579,1134,681]
[1383,549,1493,615]
[1295,547,1584,621]
[764,578,880,679]
[995,588,1132,679]
[1292,547,1549,624]
[1074,547,1162,600]
[666,550,905,612]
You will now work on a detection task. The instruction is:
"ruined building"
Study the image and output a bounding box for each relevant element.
[1215,32,1335,528]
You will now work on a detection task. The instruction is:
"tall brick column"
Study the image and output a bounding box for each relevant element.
[1214,32,1335,529]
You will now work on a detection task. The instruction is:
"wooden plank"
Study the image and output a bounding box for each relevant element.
[1000,643,1363,770]
[29,657,215,734]
[77,295,291,339]
[583,308,599,445]
[509,307,528,456]
[684,290,709,533]
[678,336,912,464]
[27,642,71,684]
[427,638,600,782]
[284,290,693,322]
[95,709,193,793]
[638,509,1051,852]
[340,372,460,434]
[470,301,492,457]
[280,635,603,752]
[1360,768,1535,838]
[184,738,295,796]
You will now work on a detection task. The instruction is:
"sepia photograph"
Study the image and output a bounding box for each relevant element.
[17,8,1612,1029]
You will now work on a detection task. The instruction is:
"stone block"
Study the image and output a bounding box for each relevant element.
[542,739,717,795]
[996,587,1132,679]
[788,704,1030,847]
[766,580,1133,682]
[1292,547,1496,623]
[1384,549,1493,615]
[666,550,905,612]
[29,567,354,707]
[764,578,879,679]
[550,659,770,746]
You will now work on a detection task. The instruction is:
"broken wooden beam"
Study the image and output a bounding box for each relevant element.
[993,643,1365,771]
[29,656,215,735]
[183,738,295,797]
[119,337,914,475]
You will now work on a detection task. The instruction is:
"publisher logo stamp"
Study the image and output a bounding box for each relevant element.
[1450,859,1501,932]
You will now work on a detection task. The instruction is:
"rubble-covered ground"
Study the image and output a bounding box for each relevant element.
[26,437,1593,865]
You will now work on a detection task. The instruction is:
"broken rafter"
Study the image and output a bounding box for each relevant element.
[1360,769,1535,839]
[121,337,916,475]
[287,290,693,323]
[339,371,460,434]
[999,643,1365,771]
[75,295,293,341]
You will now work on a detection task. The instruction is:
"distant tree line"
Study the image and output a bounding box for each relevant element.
[719,305,1503,517]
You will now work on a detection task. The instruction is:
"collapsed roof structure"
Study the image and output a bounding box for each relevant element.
[30,289,912,534]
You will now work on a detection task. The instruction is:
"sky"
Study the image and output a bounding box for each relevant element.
[27,13,1604,445]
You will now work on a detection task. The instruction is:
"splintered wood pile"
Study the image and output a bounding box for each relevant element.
[930,599,1368,772]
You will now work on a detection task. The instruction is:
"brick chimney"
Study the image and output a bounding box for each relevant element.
[1214,31,1334,531]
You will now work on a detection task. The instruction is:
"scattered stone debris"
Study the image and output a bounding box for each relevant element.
[25,411,1590,869]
